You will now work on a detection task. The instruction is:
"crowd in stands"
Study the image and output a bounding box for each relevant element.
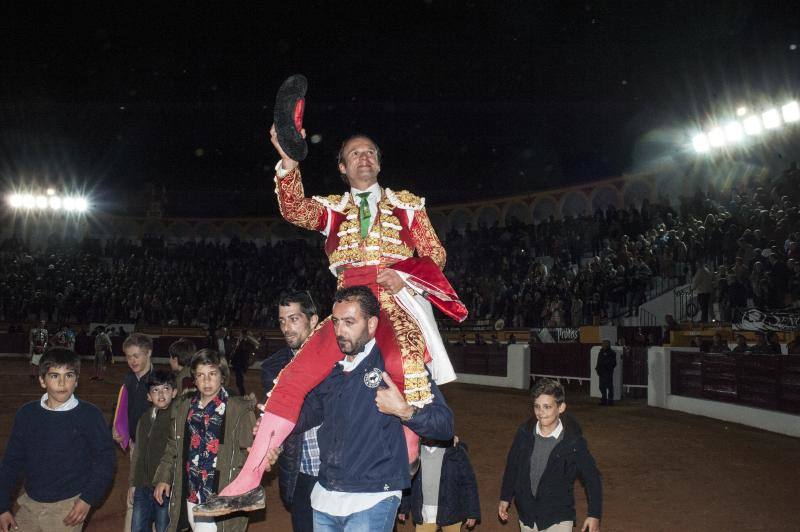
[2,163,800,330]
[0,237,335,329]
[445,162,800,327]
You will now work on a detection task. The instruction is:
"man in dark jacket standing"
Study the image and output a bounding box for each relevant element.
[260,291,320,532]
[499,378,602,532]
[295,285,454,532]
[595,340,617,406]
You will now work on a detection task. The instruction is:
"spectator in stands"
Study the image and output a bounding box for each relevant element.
[692,263,713,323]
[168,338,198,396]
[709,332,731,353]
[787,333,800,354]
[751,332,772,354]
[474,332,486,345]
[767,332,782,354]
[732,334,750,353]
[0,348,116,532]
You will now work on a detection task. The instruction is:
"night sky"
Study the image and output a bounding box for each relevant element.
[1,1,798,216]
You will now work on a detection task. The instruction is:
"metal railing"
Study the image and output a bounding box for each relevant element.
[639,308,657,326]
[607,274,685,323]
[673,285,696,322]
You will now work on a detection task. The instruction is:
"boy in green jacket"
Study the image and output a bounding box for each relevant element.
[153,349,256,532]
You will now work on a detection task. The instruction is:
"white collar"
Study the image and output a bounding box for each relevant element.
[535,418,563,439]
[40,393,79,412]
[338,338,377,372]
[350,182,382,204]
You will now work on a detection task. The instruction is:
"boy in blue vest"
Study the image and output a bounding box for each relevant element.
[0,348,116,532]
[499,378,602,532]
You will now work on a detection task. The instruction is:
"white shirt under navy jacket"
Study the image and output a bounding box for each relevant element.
[298,340,454,516]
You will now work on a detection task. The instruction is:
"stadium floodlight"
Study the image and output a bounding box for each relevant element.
[736,106,747,116]
[62,197,76,211]
[49,196,62,210]
[724,122,744,142]
[762,108,782,129]
[782,100,800,123]
[692,133,710,153]
[708,127,726,147]
[22,195,35,208]
[8,194,23,208]
[74,197,88,212]
[35,196,48,209]
[742,115,762,135]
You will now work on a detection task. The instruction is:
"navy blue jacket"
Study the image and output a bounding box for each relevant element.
[500,413,602,530]
[296,343,454,493]
[400,441,481,526]
[261,346,306,506]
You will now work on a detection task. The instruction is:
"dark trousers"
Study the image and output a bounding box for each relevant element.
[234,367,246,396]
[698,292,710,322]
[291,472,317,532]
[599,376,614,405]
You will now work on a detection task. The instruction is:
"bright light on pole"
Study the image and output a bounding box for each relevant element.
[708,127,726,147]
[762,108,782,129]
[724,122,744,142]
[692,133,710,153]
[6,190,90,213]
[782,100,800,123]
[742,115,762,135]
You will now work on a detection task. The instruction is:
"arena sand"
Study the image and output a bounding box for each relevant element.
[0,360,796,531]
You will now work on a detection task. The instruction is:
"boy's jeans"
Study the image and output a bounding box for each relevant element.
[313,495,400,532]
[131,486,170,532]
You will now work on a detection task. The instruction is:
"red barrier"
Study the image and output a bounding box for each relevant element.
[671,351,800,415]
[529,343,594,379]
[448,344,508,377]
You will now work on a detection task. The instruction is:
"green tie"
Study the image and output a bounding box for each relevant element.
[357,192,371,239]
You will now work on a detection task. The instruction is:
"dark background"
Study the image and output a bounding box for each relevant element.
[1,1,798,216]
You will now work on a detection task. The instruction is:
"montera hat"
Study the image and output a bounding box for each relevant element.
[273,74,308,161]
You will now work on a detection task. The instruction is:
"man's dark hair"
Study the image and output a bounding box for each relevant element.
[279,290,319,320]
[168,338,197,367]
[190,348,229,382]
[531,378,566,405]
[147,370,176,390]
[39,347,81,378]
[333,285,380,320]
[337,134,382,184]
[123,332,153,352]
